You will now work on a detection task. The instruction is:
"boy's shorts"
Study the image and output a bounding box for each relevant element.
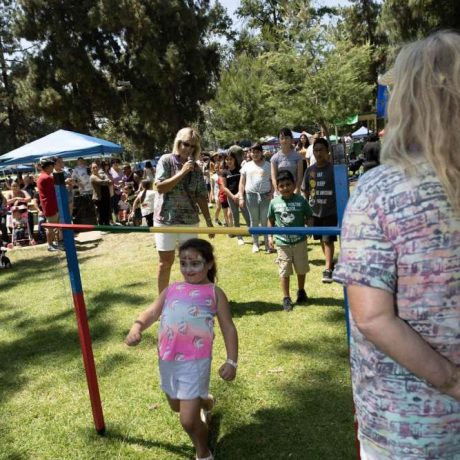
[275,240,309,277]
[159,358,211,400]
[312,215,338,242]
[154,222,198,252]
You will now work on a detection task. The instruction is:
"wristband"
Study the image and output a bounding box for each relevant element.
[225,358,238,369]
[438,367,460,392]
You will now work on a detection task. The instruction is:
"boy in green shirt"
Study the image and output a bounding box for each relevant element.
[268,170,313,311]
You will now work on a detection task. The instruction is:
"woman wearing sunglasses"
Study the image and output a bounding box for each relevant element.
[154,127,214,294]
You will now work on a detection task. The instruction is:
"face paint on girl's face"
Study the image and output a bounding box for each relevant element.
[179,249,211,284]
[180,258,205,273]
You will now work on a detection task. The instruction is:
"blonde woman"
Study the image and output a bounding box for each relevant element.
[154,127,214,294]
[334,31,460,459]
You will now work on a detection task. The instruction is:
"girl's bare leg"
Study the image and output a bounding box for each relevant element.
[178,398,211,459]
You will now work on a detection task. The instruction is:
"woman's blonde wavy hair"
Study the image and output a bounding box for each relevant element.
[172,127,201,161]
[381,30,460,212]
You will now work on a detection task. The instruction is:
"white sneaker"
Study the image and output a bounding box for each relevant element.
[252,244,259,253]
[237,239,245,246]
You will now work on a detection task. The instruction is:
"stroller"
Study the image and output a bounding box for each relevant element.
[7,205,36,248]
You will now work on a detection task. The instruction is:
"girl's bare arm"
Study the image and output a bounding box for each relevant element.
[215,286,238,381]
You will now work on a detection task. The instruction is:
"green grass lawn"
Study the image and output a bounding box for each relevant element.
[0,227,356,459]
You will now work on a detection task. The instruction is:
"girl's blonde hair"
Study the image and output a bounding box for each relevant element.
[381,30,460,212]
[172,127,201,161]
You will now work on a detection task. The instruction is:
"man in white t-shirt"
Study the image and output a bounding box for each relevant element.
[305,132,320,167]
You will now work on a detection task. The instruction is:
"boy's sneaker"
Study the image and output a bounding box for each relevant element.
[47,245,58,252]
[296,289,308,304]
[214,219,222,226]
[322,269,333,283]
[252,244,259,253]
[237,238,245,246]
[282,296,293,312]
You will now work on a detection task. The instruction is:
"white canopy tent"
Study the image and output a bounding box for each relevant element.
[351,126,373,139]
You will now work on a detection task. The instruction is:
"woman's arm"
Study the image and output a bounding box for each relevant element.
[5,192,16,205]
[125,289,167,346]
[195,195,215,239]
[220,176,237,202]
[267,217,275,250]
[91,175,111,186]
[238,174,246,209]
[348,285,460,401]
[19,190,32,202]
[216,286,238,381]
[155,161,194,194]
[130,195,141,214]
[295,160,303,195]
[270,160,277,192]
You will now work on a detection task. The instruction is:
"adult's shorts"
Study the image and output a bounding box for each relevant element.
[312,215,338,242]
[154,222,198,252]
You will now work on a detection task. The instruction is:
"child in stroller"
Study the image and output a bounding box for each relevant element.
[8,205,36,247]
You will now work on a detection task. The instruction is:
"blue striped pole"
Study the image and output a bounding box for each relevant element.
[53,172,105,435]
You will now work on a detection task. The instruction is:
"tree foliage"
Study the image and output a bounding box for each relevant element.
[10,0,230,157]
[337,0,387,110]
[207,1,373,143]
[380,0,460,51]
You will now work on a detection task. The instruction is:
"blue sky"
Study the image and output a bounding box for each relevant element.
[219,0,351,16]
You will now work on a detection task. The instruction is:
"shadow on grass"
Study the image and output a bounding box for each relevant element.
[215,337,355,459]
[229,301,281,318]
[277,337,350,361]
[0,251,100,292]
[322,308,347,323]
[0,321,113,401]
[216,384,355,459]
[88,290,150,318]
[103,428,193,458]
[75,242,100,251]
[309,296,345,308]
[308,258,327,267]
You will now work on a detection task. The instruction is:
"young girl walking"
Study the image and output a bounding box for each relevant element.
[125,238,238,460]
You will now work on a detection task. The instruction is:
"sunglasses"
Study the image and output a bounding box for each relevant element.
[181,141,195,149]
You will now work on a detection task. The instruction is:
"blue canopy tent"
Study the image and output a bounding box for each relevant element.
[0,129,123,166]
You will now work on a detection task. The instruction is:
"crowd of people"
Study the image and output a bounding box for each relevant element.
[0,157,159,251]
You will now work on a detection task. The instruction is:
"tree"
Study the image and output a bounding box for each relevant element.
[13,0,231,156]
[206,53,277,145]
[206,2,373,142]
[379,0,460,50]
[337,0,387,111]
[0,0,21,151]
